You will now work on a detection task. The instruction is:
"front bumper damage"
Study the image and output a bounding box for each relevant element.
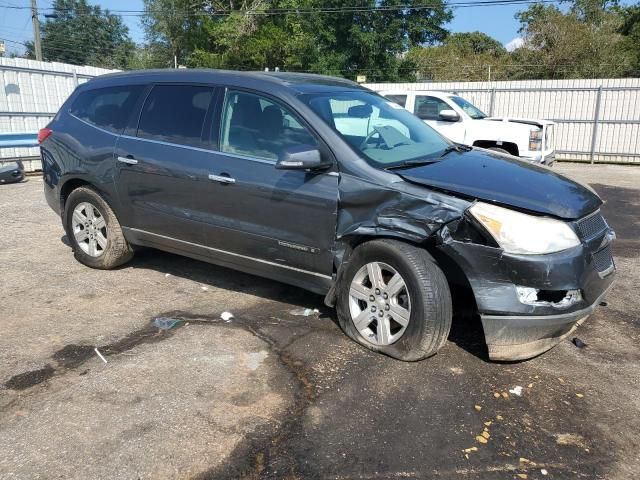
[438,218,616,361]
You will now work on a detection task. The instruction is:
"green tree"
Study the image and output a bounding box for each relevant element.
[444,32,507,55]
[513,3,634,78]
[141,0,452,81]
[406,32,508,81]
[25,0,134,69]
[617,3,640,72]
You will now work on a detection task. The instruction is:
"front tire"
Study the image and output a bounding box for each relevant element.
[63,186,134,269]
[336,239,452,361]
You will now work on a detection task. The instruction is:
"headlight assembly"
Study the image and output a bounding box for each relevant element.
[469,202,581,255]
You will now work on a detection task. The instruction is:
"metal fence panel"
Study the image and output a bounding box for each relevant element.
[365,78,640,164]
[0,58,116,169]
[1,65,639,169]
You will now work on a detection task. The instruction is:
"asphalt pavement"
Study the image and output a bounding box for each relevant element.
[0,163,638,479]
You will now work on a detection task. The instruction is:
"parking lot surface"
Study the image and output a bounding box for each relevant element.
[1,163,638,479]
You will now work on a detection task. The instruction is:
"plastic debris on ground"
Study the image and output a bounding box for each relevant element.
[94,348,108,364]
[221,311,234,322]
[509,386,523,396]
[290,308,320,316]
[572,337,587,348]
[153,317,182,330]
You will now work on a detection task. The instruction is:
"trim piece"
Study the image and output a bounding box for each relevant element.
[126,227,332,279]
[208,173,235,184]
[117,156,138,165]
[70,113,119,137]
[119,134,215,154]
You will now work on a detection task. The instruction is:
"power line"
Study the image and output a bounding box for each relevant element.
[0,0,565,17]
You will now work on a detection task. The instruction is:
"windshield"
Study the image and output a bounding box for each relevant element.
[301,91,450,167]
[449,96,487,119]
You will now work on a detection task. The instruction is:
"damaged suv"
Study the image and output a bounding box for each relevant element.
[41,70,615,361]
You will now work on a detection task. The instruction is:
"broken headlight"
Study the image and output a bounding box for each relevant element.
[469,202,580,254]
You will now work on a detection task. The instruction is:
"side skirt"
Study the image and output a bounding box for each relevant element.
[122,227,334,295]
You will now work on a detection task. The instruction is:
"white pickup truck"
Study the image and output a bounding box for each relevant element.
[379,90,555,165]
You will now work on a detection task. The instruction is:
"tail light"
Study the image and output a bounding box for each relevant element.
[38,127,52,144]
[528,128,542,151]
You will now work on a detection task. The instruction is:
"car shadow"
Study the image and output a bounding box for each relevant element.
[447,285,490,361]
[60,235,489,361]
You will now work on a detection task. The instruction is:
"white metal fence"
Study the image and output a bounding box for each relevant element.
[0,58,116,171]
[1,61,638,169]
[365,78,640,164]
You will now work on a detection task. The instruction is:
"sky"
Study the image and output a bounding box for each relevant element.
[0,0,635,56]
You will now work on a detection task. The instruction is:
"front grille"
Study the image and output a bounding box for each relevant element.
[577,211,607,240]
[592,244,614,274]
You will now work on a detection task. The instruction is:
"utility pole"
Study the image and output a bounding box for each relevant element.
[31,0,42,61]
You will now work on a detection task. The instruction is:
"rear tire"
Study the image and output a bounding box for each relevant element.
[336,239,452,361]
[63,186,134,269]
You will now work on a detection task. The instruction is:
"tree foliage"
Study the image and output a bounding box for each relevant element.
[513,2,634,78]
[407,0,639,81]
[139,0,451,81]
[25,0,134,69]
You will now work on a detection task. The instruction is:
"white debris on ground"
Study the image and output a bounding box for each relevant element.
[509,386,523,396]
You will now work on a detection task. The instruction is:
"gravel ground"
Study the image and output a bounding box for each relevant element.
[0,163,638,479]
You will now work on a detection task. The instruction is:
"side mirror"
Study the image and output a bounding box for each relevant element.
[276,145,331,171]
[439,109,460,122]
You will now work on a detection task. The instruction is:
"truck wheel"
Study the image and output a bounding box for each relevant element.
[336,239,452,361]
[63,186,134,269]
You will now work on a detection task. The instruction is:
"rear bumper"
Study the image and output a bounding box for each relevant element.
[0,162,25,184]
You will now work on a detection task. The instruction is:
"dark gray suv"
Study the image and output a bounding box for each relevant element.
[41,70,615,361]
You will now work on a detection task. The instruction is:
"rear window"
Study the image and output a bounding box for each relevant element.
[137,85,214,148]
[384,94,407,108]
[70,85,144,134]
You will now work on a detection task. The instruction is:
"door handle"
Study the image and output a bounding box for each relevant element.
[117,156,138,165]
[208,173,236,184]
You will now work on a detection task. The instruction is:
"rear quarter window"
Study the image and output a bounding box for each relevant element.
[384,94,407,108]
[69,85,144,134]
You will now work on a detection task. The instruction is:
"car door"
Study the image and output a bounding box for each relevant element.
[113,83,217,246]
[414,95,466,144]
[201,89,339,277]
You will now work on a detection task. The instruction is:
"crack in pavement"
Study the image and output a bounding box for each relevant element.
[0,306,328,480]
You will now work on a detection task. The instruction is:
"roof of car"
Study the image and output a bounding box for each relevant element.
[84,69,367,94]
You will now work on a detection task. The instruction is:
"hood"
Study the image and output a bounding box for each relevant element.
[486,117,554,127]
[397,149,602,220]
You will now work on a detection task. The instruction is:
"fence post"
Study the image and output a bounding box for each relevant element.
[72,69,78,87]
[488,88,496,116]
[590,85,603,164]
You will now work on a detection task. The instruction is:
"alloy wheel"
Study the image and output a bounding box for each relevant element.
[348,262,411,346]
[71,202,107,257]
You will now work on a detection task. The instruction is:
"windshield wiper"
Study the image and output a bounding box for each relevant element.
[439,144,472,157]
[385,158,441,170]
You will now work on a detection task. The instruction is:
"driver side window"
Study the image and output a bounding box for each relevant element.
[219,90,317,161]
[415,96,451,121]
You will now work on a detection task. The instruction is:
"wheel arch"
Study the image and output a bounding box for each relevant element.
[472,140,519,157]
[59,176,120,217]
